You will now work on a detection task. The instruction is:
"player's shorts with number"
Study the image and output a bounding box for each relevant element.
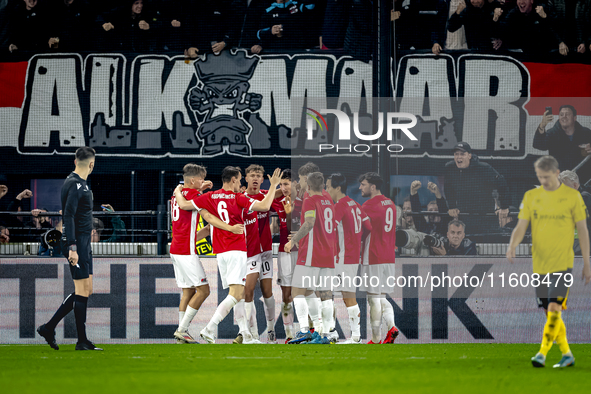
[170,253,208,288]
[335,262,360,293]
[292,265,335,291]
[277,251,297,286]
[217,250,247,289]
[535,268,572,310]
[246,252,273,280]
[359,263,396,294]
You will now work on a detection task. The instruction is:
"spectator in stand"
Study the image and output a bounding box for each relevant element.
[231,0,267,50]
[400,197,417,230]
[447,0,502,51]
[559,170,591,255]
[432,0,468,55]
[99,0,155,52]
[167,0,233,58]
[0,225,9,243]
[409,180,449,236]
[251,0,316,54]
[47,0,92,52]
[499,0,556,55]
[30,208,52,231]
[320,0,350,50]
[547,0,591,56]
[533,105,591,175]
[91,204,126,242]
[444,142,510,234]
[8,0,49,53]
[430,219,477,255]
[343,0,372,62]
[391,0,421,50]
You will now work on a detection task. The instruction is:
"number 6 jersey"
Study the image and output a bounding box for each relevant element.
[297,194,336,268]
[170,188,202,255]
[362,195,396,265]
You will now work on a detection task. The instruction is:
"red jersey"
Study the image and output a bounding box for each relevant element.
[362,195,396,265]
[194,188,257,254]
[297,194,336,268]
[334,196,369,265]
[246,190,273,253]
[170,188,201,255]
[273,196,289,250]
[243,207,261,258]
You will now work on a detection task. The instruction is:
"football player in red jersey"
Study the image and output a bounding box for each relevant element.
[173,166,282,343]
[327,173,372,344]
[358,172,400,345]
[170,164,244,344]
[285,172,337,344]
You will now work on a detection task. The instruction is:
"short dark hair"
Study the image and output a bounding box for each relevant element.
[93,218,104,234]
[327,173,347,193]
[221,166,242,183]
[307,172,324,192]
[75,147,95,162]
[281,169,292,181]
[559,105,577,116]
[298,162,320,177]
[245,164,265,175]
[358,172,383,191]
[183,163,206,179]
[448,219,466,230]
[534,155,559,172]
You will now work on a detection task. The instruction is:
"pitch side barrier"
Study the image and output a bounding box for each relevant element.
[1,257,589,344]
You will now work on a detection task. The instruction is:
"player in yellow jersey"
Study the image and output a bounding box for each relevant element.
[507,156,591,368]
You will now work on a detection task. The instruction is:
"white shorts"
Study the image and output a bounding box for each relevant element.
[246,250,273,280]
[217,251,247,289]
[277,251,296,287]
[335,263,360,293]
[359,263,396,294]
[292,265,336,291]
[170,254,208,288]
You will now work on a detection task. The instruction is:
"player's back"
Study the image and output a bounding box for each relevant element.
[363,195,396,265]
[297,194,336,268]
[335,196,367,265]
[170,188,201,255]
[195,188,256,254]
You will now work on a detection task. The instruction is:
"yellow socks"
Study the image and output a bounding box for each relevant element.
[539,311,562,356]
[554,316,571,355]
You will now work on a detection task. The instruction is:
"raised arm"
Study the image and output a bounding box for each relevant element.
[173,185,197,211]
[251,168,283,212]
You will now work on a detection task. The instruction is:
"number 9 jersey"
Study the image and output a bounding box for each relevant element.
[297,194,336,268]
[362,195,396,265]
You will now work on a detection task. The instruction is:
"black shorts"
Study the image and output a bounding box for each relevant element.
[535,268,572,310]
[67,234,93,280]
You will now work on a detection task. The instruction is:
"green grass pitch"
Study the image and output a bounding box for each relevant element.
[1,344,589,394]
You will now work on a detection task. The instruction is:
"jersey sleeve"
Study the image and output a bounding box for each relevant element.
[62,182,79,246]
[333,202,346,224]
[302,197,316,220]
[194,192,212,212]
[573,192,589,223]
[185,189,202,211]
[518,191,531,222]
[236,193,257,211]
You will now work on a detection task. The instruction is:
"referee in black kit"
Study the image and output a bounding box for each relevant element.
[37,147,103,351]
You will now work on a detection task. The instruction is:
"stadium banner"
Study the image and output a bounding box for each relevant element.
[0,51,590,176]
[1,257,589,344]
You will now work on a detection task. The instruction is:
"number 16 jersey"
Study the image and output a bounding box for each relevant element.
[297,194,336,268]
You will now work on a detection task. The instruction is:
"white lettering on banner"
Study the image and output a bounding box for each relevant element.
[1,257,589,344]
[8,51,589,158]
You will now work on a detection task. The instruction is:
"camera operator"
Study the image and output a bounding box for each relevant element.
[409,180,449,236]
[430,219,477,255]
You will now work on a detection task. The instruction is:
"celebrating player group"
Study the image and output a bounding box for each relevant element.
[169,161,400,345]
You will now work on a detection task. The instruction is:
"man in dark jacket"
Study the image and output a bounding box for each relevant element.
[533,105,591,181]
[499,0,556,54]
[430,219,477,255]
[444,142,510,234]
[447,0,499,51]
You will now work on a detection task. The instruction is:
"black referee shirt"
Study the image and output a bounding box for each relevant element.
[61,172,93,246]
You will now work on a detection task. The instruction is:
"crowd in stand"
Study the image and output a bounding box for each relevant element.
[0,0,590,62]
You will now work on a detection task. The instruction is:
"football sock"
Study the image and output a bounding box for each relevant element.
[306,294,322,330]
[293,297,309,332]
[74,295,88,343]
[539,311,562,356]
[206,295,237,332]
[263,296,276,332]
[554,317,571,355]
[178,311,185,326]
[282,302,294,338]
[178,306,198,333]
[234,300,249,335]
[46,292,75,330]
[347,304,361,339]
[249,301,258,338]
[381,297,395,330]
[369,297,382,343]
[321,300,335,334]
